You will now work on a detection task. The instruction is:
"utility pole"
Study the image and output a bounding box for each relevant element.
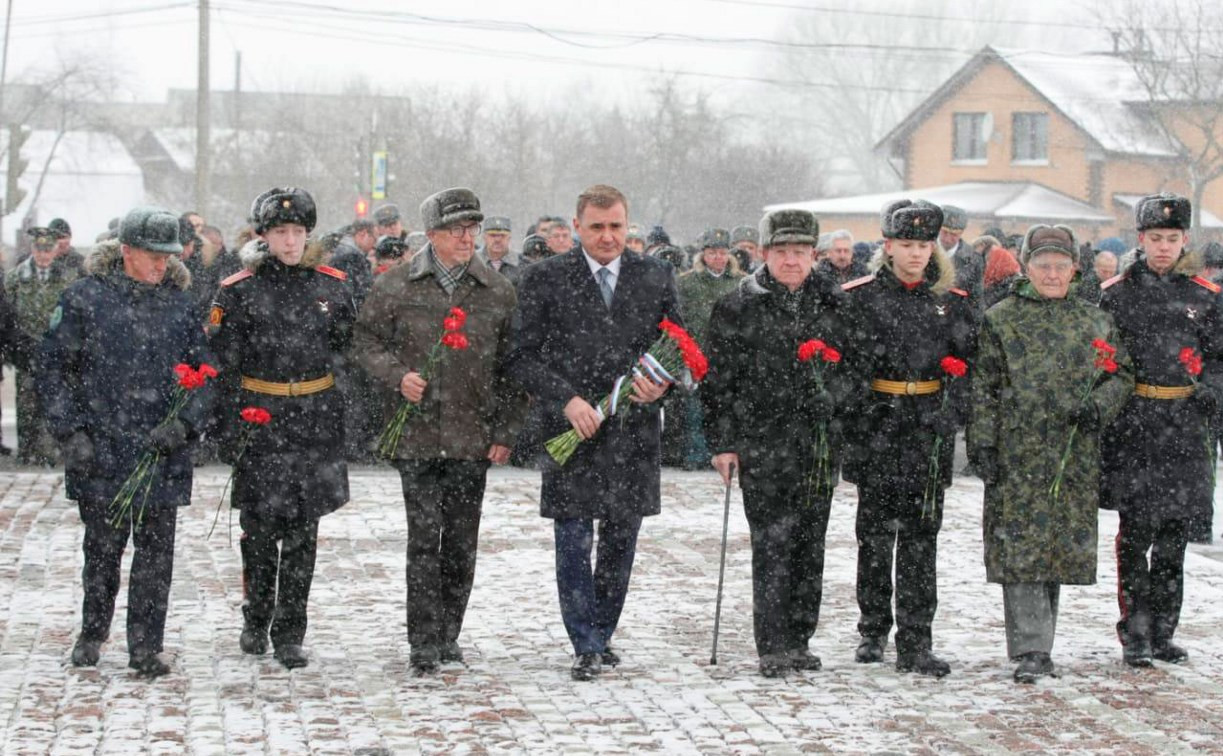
[0,0,15,247]
[195,0,210,217]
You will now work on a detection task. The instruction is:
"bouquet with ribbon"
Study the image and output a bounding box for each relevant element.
[376,307,470,459]
[209,406,272,540]
[109,363,216,528]
[797,339,842,504]
[1049,339,1117,504]
[922,356,967,519]
[545,318,708,466]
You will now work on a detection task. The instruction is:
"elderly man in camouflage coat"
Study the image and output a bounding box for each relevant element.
[969,225,1134,683]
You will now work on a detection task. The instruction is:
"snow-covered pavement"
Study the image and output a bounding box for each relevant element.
[1,466,1222,754]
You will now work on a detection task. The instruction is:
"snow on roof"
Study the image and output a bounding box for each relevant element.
[1,129,146,244]
[766,181,1116,224]
[148,128,324,174]
[994,48,1179,158]
[1114,193,1223,229]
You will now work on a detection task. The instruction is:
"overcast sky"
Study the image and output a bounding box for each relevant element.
[4,0,1098,108]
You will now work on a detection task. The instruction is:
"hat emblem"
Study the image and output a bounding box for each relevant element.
[282,199,292,209]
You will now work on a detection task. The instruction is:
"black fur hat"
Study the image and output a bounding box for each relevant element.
[250,187,317,234]
[881,199,943,242]
[1135,193,1191,232]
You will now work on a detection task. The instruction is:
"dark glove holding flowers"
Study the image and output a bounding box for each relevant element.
[149,419,189,454]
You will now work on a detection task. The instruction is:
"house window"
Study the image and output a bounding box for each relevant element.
[952,113,988,162]
[1012,112,1049,162]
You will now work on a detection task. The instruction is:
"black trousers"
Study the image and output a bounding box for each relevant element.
[1116,512,1189,648]
[741,480,832,657]
[855,483,943,654]
[78,496,178,656]
[396,458,489,658]
[240,508,319,648]
[554,516,642,656]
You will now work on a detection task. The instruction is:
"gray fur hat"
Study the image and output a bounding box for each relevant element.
[420,188,483,232]
[758,209,818,247]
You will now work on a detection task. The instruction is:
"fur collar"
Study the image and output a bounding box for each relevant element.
[868,242,956,295]
[85,239,191,291]
[1120,247,1203,278]
[238,237,326,272]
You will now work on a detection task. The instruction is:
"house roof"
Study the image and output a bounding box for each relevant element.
[765,181,1116,224]
[878,46,1179,159]
[144,127,326,175]
[1,129,146,243]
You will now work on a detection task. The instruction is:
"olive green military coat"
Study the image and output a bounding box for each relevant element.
[970,279,1134,584]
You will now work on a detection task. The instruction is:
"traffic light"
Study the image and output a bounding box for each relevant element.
[5,125,30,214]
[355,196,369,217]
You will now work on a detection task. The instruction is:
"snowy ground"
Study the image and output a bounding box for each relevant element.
[1,458,1223,754]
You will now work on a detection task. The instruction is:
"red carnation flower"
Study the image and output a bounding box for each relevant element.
[1092,339,1116,357]
[441,331,469,350]
[198,363,218,379]
[240,406,272,425]
[798,339,825,362]
[822,346,842,364]
[940,356,968,378]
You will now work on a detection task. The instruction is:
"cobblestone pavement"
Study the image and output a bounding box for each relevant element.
[1,465,1223,754]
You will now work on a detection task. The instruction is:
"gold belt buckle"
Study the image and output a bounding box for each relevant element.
[905,381,918,396]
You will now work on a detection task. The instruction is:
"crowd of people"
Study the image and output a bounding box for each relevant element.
[0,182,1215,689]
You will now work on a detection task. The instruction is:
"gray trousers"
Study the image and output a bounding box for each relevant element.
[1003,582,1060,659]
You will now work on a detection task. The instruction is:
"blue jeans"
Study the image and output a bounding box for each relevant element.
[553,517,642,655]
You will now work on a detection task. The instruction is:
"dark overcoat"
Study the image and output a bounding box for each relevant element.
[1099,251,1223,521]
[507,248,682,520]
[38,240,213,504]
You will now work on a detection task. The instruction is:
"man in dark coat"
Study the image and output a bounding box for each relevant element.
[40,206,214,678]
[353,188,524,675]
[938,205,984,312]
[1099,193,1221,667]
[838,199,978,677]
[507,184,681,681]
[815,229,870,285]
[209,187,357,670]
[702,209,846,677]
[330,218,376,309]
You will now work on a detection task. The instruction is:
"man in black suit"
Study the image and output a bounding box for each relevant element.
[507,184,682,681]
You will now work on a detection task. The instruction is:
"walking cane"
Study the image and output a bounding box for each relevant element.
[710,462,735,665]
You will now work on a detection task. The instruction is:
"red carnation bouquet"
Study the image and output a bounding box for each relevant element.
[797,339,842,504]
[922,356,967,519]
[108,363,216,528]
[1179,346,1214,486]
[1049,339,1117,504]
[209,406,272,540]
[545,318,708,465]
[376,307,470,459]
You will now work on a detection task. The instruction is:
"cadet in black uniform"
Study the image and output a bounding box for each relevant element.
[209,187,356,669]
[838,200,977,677]
[1099,193,1222,667]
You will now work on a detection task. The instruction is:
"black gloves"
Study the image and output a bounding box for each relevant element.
[973,450,999,485]
[1192,383,1220,414]
[1066,400,1099,431]
[63,431,94,469]
[925,407,958,438]
[808,388,835,416]
[149,419,189,454]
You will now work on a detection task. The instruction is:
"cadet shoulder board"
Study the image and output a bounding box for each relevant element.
[315,265,347,281]
[220,269,253,287]
[1191,275,1221,294]
[841,274,875,292]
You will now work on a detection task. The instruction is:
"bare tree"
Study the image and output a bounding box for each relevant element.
[1099,0,1223,231]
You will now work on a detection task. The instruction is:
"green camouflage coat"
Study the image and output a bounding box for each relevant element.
[969,278,1133,585]
[677,267,743,346]
[4,256,81,463]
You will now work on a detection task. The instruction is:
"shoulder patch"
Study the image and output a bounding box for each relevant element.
[841,274,875,292]
[315,264,347,281]
[1100,273,1126,291]
[220,269,253,287]
[949,287,969,297]
[209,304,224,328]
[1192,275,1221,294]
